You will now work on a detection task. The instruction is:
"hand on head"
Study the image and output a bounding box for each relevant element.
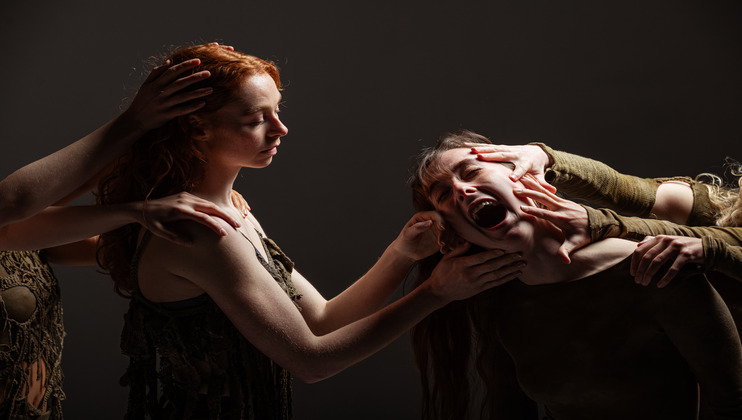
[393,211,449,261]
[466,143,555,192]
[118,58,214,135]
[425,243,523,303]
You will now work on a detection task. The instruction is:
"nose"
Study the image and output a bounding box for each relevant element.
[452,180,476,201]
[269,115,289,137]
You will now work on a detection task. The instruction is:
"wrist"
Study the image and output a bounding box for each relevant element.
[120,201,146,226]
[387,238,418,266]
[528,142,555,168]
[111,110,148,142]
[415,280,449,309]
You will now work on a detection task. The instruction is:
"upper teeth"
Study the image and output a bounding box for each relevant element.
[472,200,497,220]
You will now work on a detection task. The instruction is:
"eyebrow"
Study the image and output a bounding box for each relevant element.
[451,159,472,174]
[242,94,283,115]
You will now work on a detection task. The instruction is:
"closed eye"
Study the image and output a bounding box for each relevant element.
[435,188,451,203]
[461,167,481,180]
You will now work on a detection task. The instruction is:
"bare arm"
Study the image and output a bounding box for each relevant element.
[160,220,515,383]
[0,58,212,227]
[256,211,523,336]
[0,192,240,253]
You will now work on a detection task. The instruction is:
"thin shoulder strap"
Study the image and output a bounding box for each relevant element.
[238,230,275,270]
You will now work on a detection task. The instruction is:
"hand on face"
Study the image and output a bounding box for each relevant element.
[425,243,524,303]
[465,143,555,192]
[631,235,704,288]
[514,176,590,264]
[393,211,448,261]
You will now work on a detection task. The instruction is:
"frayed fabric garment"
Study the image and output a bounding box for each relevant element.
[0,251,64,420]
[121,231,300,420]
[535,142,722,225]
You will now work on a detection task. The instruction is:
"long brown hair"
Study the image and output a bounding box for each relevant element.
[97,44,281,296]
[409,130,504,419]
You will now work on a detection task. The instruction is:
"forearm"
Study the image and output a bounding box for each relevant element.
[587,206,742,279]
[586,207,742,246]
[0,116,142,227]
[0,202,140,251]
[44,238,99,266]
[314,242,415,335]
[704,237,742,281]
[294,283,444,383]
[535,143,662,217]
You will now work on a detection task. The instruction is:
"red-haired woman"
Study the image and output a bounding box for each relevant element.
[97,44,519,419]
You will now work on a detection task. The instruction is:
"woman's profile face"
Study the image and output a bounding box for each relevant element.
[199,73,288,170]
[425,148,534,250]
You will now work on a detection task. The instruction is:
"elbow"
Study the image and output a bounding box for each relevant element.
[287,357,345,384]
[292,369,335,384]
[0,191,33,228]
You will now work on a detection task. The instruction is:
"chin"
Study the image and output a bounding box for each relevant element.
[248,158,274,168]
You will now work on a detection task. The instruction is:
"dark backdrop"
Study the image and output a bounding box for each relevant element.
[1,1,740,419]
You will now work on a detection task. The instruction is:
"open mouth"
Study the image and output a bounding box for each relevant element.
[469,200,507,229]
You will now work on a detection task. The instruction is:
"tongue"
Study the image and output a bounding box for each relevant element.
[473,204,506,228]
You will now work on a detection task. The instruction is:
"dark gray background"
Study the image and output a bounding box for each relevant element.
[1,1,740,418]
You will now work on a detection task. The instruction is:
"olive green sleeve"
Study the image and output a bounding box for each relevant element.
[533,143,720,226]
[686,181,719,226]
[533,143,661,217]
[586,206,742,280]
[704,236,742,281]
[585,206,742,245]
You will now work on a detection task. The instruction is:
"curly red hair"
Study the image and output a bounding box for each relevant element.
[97,44,281,296]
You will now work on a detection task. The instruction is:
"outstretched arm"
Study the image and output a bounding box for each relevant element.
[470,142,717,225]
[293,212,524,335]
[513,179,742,285]
[0,192,241,252]
[161,215,518,383]
[0,58,212,227]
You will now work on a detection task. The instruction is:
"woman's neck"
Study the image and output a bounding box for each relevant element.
[191,165,241,208]
[514,222,573,285]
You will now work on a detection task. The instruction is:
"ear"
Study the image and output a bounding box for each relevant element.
[187,115,209,141]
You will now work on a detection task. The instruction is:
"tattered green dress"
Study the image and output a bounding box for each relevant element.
[121,231,300,420]
[0,250,65,420]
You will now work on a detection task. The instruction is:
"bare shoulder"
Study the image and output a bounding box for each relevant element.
[137,220,267,302]
[653,181,694,224]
